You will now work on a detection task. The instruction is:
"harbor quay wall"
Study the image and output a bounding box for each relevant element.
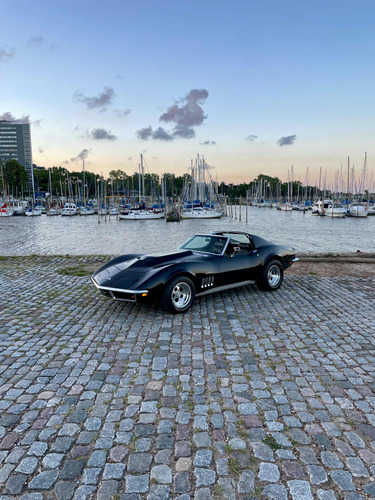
[0,255,375,498]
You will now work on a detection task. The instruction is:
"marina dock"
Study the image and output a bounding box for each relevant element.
[0,255,375,498]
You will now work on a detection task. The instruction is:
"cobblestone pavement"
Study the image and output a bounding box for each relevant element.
[1,256,375,500]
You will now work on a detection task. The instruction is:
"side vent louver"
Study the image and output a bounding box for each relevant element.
[201,276,215,288]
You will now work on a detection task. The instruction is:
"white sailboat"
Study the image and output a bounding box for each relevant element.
[79,206,95,215]
[118,154,165,220]
[180,206,222,219]
[118,208,164,220]
[25,206,42,216]
[46,169,61,215]
[348,203,368,217]
[347,153,369,217]
[61,202,78,216]
[325,203,346,218]
[181,155,223,219]
[0,203,13,217]
[277,167,293,211]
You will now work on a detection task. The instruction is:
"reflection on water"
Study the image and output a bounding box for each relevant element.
[0,207,374,256]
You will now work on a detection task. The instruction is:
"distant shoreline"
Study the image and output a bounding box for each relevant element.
[1,253,375,261]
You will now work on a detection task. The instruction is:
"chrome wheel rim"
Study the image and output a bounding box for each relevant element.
[267,265,281,287]
[171,282,192,310]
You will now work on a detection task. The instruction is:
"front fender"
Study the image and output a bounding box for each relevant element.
[136,260,217,294]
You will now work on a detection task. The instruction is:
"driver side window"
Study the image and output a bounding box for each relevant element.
[225,237,252,255]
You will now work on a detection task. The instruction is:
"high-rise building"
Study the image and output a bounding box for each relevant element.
[0,120,34,190]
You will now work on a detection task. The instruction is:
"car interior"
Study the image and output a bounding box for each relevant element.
[225,240,252,255]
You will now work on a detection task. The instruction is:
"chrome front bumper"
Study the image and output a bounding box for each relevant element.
[91,277,148,303]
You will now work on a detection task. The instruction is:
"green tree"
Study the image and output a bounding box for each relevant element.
[33,168,49,191]
[2,159,28,192]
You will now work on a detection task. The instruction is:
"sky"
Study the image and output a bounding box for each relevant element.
[1,0,375,188]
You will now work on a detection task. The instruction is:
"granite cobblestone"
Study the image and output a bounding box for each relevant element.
[0,256,375,497]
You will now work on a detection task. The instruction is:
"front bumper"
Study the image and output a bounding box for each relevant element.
[91,277,148,303]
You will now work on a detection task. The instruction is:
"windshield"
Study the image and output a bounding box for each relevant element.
[179,235,227,255]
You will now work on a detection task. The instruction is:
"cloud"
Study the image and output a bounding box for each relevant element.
[200,140,216,145]
[28,36,44,45]
[160,88,208,138]
[70,149,91,162]
[245,135,258,143]
[0,46,15,62]
[136,126,173,141]
[114,108,131,117]
[277,135,296,146]
[136,126,153,140]
[172,126,195,139]
[74,87,116,110]
[152,127,173,141]
[0,112,41,128]
[0,112,27,122]
[91,128,117,141]
[137,88,209,141]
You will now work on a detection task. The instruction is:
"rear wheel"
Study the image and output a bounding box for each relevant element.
[257,259,284,291]
[161,276,195,313]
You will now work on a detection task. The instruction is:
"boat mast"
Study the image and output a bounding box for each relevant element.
[290,165,293,205]
[141,154,145,206]
[346,156,350,209]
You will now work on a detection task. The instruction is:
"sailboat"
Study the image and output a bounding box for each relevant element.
[46,169,61,215]
[25,205,42,216]
[118,155,164,220]
[61,170,77,216]
[348,153,369,217]
[325,203,346,218]
[180,155,223,219]
[0,203,13,217]
[277,167,293,211]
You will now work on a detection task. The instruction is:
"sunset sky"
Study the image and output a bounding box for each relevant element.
[1,0,374,188]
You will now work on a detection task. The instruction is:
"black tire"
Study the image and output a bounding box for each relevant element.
[160,276,195,313]
[257,259,284,291]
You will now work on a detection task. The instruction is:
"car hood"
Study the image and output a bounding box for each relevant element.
[93,249,195,288]
[118,249,194,271]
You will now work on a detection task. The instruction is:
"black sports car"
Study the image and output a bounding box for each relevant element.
[91,231,298,313]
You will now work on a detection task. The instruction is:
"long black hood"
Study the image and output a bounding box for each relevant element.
[93,249,196,288]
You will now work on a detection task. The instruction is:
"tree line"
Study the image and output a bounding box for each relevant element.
[1,160,313,200]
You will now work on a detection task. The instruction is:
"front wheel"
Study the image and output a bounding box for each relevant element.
[161,276,195,313]
[257,259,284,291]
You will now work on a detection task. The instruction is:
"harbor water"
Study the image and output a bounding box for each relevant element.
[0,207,374,256]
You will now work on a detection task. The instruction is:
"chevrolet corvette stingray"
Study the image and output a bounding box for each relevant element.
[91,231,298,313]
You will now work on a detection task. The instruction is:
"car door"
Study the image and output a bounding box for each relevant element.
[217,236,262,286]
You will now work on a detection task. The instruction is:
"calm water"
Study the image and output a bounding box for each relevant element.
[0,207,374,256]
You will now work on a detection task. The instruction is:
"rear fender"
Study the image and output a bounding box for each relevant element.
[262,250,293,271]
[254,249,283,277]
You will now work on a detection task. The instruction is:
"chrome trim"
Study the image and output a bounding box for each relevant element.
[196,280,256,297]
[91,277,148,294]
